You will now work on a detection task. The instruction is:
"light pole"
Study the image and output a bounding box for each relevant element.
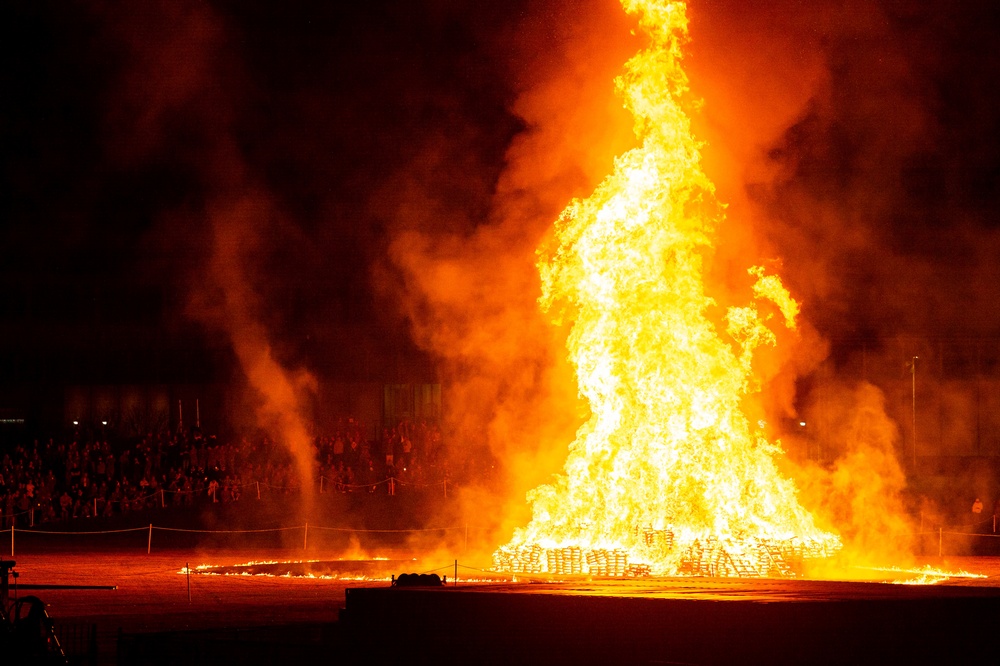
[911,356,918,469]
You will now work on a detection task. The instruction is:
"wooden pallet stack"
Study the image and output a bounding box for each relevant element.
[583,548,632,576]
[641,527,674,551]
[495,533,835,577]
[677,537,825,578]
[498,545,636,576]
[493,544,545,574]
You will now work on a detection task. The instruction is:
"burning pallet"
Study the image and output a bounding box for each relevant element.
[495,545,646,577]
[494,531,836,578]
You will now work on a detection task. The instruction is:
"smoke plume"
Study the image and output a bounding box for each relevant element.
[684,0,1000,559]
[379,0,640,546]
[97,0,319,510]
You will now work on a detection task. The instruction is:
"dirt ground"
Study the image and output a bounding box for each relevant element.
[10,543,1000,664]
[16,550,362,628]
[7,546,446,664]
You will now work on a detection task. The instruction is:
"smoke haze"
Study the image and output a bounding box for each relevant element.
[7,0,1000,557]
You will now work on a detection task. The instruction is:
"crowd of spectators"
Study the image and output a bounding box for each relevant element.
[0,418,449,528]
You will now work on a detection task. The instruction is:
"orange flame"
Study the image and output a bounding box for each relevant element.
[494,0,839,577]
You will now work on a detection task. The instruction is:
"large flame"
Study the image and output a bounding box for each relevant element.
[494,0,840,577]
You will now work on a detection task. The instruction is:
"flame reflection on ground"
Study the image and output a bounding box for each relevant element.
[854,565,988,585]
[180,559,413,580]
[180,559,991,588]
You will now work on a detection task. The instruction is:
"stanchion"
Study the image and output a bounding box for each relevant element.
[148,524,153,554]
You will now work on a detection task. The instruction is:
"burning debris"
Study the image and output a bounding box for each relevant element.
[183,559,407,579]
[494,535,836,578]
[494,0,841,578]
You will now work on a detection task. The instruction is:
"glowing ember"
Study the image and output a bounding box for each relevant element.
[181,559,410,580]
[494,0,840,578]
[857,565,988,586]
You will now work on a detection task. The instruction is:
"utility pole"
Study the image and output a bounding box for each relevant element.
[911,356,918,469]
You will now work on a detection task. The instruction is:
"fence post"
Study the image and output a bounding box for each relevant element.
[148,524,153,554]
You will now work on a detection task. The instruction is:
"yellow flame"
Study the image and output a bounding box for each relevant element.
[494,0,839,577]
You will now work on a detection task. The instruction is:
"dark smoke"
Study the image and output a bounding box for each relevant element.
[730,0,1000,346]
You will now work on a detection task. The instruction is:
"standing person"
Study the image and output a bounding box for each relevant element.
[971,497,985,546]
[345,437,360,469]
[332,434,344,466]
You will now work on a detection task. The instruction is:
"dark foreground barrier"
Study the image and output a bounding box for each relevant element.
[338,578,1000,665]
[117,624,338,666]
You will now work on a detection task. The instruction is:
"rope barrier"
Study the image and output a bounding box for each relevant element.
[940,530,1000,538]
[329,478,391,490]
[391,560,516,585]
[151,525,302,534]
[13,526,148,535]
[255,482,302,490]
[307,524,466,533]
[457,563,496,573]
[395,478,448,488]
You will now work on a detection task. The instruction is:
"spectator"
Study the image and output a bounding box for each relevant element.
[0,415,455,527]
[59,491,72,521]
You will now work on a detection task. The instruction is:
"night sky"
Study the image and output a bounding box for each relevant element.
[1,0,529,388]
[4,0,1000,396]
